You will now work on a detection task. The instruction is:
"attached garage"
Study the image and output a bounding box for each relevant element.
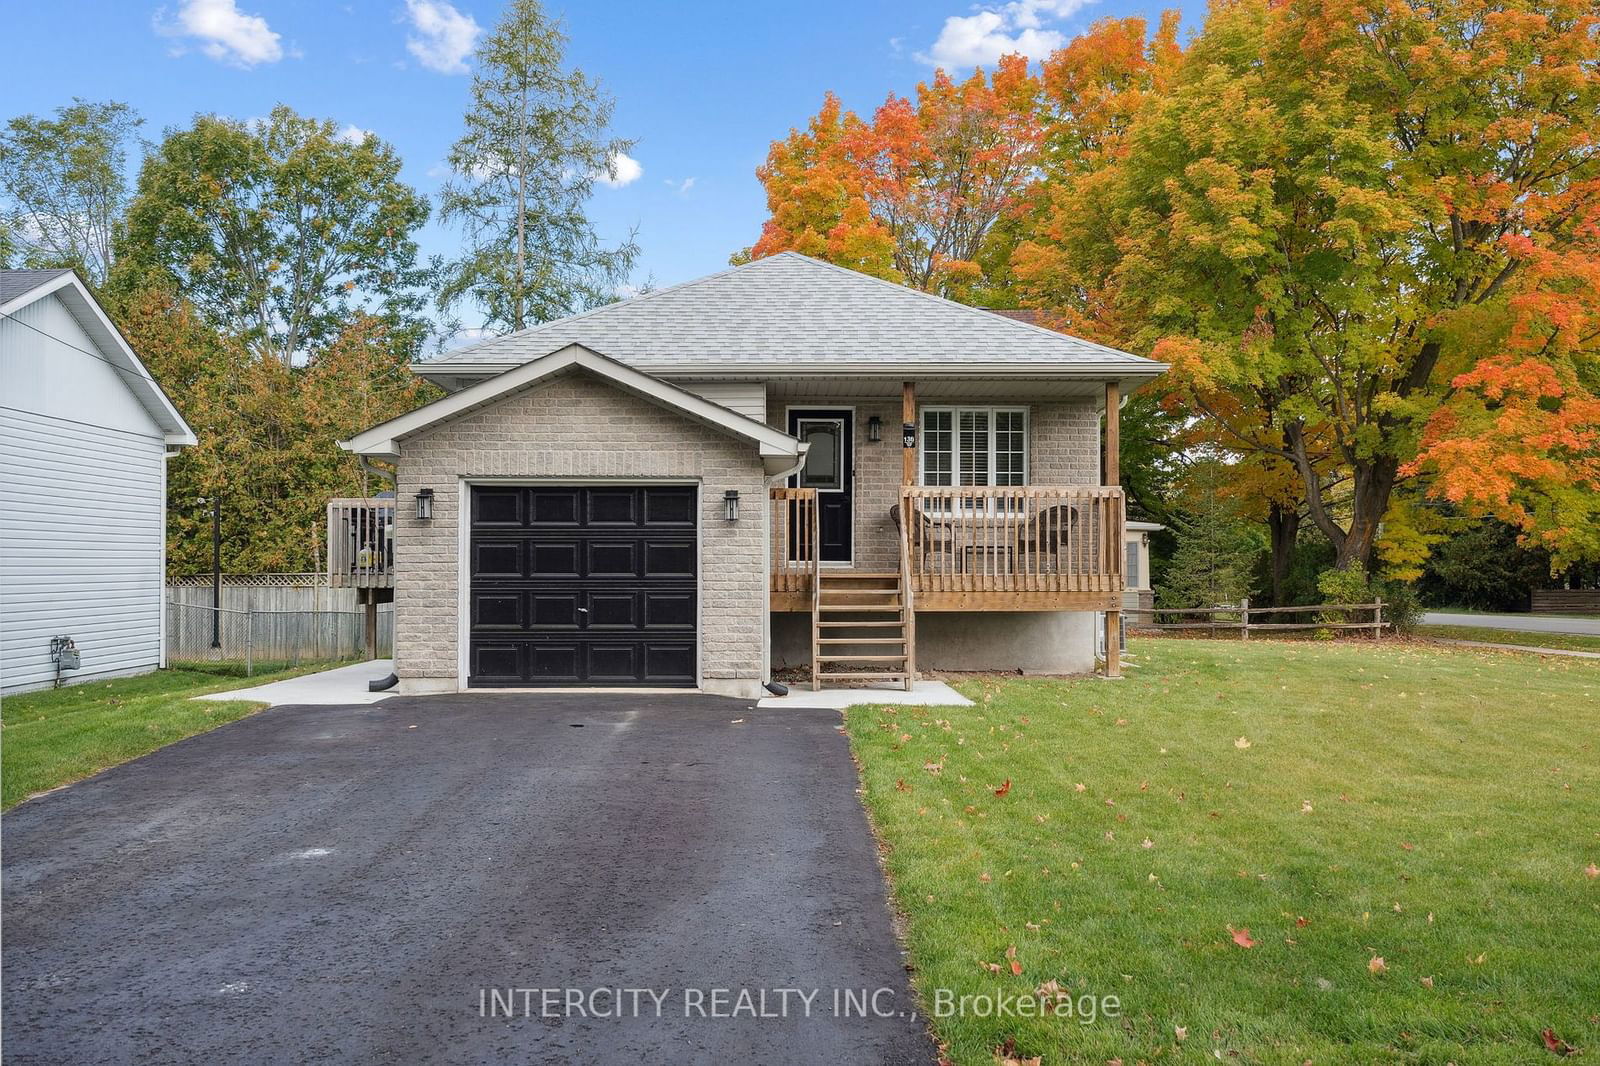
[341,344,807,698]
[468,485,698,687]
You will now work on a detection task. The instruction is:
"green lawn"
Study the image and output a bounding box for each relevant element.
[846,638,1600,1064]
[1,663,342,809]
[1418,624,1600,654]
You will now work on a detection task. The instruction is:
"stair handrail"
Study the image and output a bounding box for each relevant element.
[898,486,916,691]
[810,489,822,691]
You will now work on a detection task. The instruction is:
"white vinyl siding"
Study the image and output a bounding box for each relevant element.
[1,409,167,691]
[919,407,1028,487]
[1,291,170,693]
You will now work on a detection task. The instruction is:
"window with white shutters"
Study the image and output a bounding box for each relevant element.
[919,407,1028,487]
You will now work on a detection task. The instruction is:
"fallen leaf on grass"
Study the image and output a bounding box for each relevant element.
[1006,944,1023,976]
[1301,800,1314,814]
[1585,863,1599,880]
[1141,838,1154,849]
[1542,1028,1580,1056]
[895,779,911,792]
[1295,916,1310,927]
[1228,926,1256,949]
[1074,782,1087,792]
[924,761,943,775]
[994,779,1012,797]
[1234,736,1252,749]
[1420,976,1434,989]
[1368,956,1387,975]
[1174,1026,1187,1041]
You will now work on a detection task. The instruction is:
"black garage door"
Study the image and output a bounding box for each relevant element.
[468,485,697,687]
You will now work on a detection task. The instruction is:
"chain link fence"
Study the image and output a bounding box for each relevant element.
[166,599,393,677]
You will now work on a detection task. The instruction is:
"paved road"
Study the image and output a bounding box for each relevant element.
[1422,611,1600,636]
[2,695,935,1065]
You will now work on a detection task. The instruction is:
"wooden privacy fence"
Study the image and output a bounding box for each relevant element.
[166,598,393,673]
[1142,599,1387,638]
[1531,589,1600,614]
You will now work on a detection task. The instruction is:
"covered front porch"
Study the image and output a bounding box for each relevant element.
[766,380,1129,683]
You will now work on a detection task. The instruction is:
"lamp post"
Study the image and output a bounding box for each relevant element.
[195,496,221,648]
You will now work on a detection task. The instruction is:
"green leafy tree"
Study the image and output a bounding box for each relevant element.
[108,282,437,575]
[1025,0,1600,573]
[0,99,143,283]
[1156,461,1262,610]
[437,0,638,333]
[112,106,432,366]
[1417,517,1554,612]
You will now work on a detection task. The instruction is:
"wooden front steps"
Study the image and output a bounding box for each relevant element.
[811,571,914,692]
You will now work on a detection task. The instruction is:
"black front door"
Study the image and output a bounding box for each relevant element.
[468,485,697,687]
[788,409,853,564]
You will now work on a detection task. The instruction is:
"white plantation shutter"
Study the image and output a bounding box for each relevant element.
[920,407,1027,487]
[958,409,990,486]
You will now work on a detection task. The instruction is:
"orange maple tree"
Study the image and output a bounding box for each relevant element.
[740,57,1046,300]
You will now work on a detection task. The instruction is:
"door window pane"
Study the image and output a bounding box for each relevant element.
[798,420,842,490]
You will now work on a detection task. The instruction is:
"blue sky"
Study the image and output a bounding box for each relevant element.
[7,0,1187,320]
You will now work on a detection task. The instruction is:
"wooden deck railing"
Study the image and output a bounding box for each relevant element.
[898,486,1124,595]
[770,487,820,594]
[327,498,395,588]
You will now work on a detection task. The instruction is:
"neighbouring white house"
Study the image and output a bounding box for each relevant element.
[0,270,196,694]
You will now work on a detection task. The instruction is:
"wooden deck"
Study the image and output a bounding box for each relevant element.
[770,485,1124,612]
[327,498,394,589]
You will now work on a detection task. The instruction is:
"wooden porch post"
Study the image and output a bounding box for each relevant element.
[1104,380,1122,678]
[901,381,916,485]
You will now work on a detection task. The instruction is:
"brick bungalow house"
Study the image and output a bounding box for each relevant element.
[340,253,1165,697]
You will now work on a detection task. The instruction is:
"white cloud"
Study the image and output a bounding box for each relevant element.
[336,124,375,144]
[916,0,1092,67]
[596,152,643,188]
[157,0,284,67]
[404,0,480,74]
[664,176,697,196]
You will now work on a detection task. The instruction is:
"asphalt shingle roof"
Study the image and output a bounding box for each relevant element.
[0,268,73,305]
[424,253,1162,374]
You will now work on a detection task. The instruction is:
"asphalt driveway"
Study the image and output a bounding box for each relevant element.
[2,694,935,1065]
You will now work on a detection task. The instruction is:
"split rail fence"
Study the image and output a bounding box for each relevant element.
[1139,599,1387,639]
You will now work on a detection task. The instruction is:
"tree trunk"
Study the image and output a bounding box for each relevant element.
[1266,502,1299,605]
[1337,456,1402,573]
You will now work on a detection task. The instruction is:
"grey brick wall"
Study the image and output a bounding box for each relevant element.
[394,373,768,690]
[766,397,1101,572]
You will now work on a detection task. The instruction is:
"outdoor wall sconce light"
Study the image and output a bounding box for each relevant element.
[415,488,435,521]
[867,415,882,442]
[724,489,740,522]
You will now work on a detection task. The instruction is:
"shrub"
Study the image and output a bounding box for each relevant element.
[1378,581,1424,634]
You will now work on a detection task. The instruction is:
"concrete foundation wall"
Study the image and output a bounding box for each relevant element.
[771,611,1096,676]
